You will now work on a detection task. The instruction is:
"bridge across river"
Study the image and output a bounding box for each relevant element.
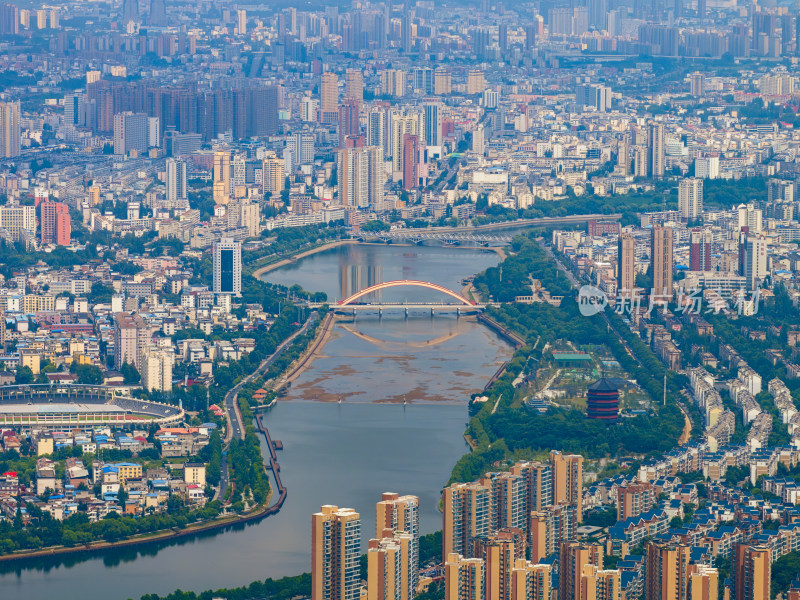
[307,279,494,315]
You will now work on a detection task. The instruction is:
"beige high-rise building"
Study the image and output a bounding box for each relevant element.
[390,112,422,174]
[367,531,414,600]
[113,312,153,370]
[262,155,285,196]
[648,123,665,178]
[238,201,260,238]
[651,226,674,299]
[484,471,527,532]
[467,70,486,95]
[690,565,718,600]
[645,543,690,600]
[312,506,361,600]
[580,565,620,600]
[237,9,246,34]
[141,347,174,392]
[510,460,552,513]
[381,69,407,97]
[0,100,20,158]
[530,504,577,563]
[678,178,703,221]
[634,146,648,178]
[484,537,516,600]
[435,70,452,95]
[443,482,491,557]
[549,451,583,522]
[617,234,635,295]
[0,203,36,239]
[733,545,770,600]
[320,72,339,118]
[376,493,419,599]
[345,69,364,104]
[213,151,231,203]
[445,553,485,600]
[511,559,551,600]
[559,542,604,600]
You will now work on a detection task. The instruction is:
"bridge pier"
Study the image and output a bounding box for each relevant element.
[457,307,460,318]
[404,307,408,318]
[378,307,383,319]
[431,307,435,318]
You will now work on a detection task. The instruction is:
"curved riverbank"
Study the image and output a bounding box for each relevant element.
[251,240,359,279]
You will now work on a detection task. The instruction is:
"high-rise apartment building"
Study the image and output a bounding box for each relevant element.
[529,504,577,563]
[467,70,486,95]
[286,132,315,170]
[312,506,361,600]
[733,545,770,600]
[576,84,611,112]
[690,565,718,600]
[402,134,420,190]
[678,178,703,221]
[213,238,242,297]
[166,158,188,207]
[648,123,665,178]
[617,233,635,294]
[690,72,705,97]
[445,553,485,600]
[434,70,452,95]
[651,226,674,299]
[616,482,653,520]
[345,69,364,104]
[337,146,384,209]
[367,533,414,600]
[689,228,712,272]
[263,155,285,196]
[511,560,551,600]
[443,482,491,556]
[213,151,232,203]
[0,203,36,239]
[484,471,527,532]
[40,201,71,246]
[114,112,149,156]
[580,565,621,600]
[367,108,388,157]
[391,112,422,173]
[645,543,690,600]
[320,72,339,122]
[376,493,420,599]
[149,0,166,25]
[113,312,152,370]
[122,0,139,22]
[141,347,174,392]
[484,537,516,600]
[381,69,407,97]
[0,100,20,158]
[549,451,584,522]
[339,99,361,147]
[423,102,442,148]
[743,237,767,291]
[559,542,604,600]
[237,9,246,34]
[510,461,552,514]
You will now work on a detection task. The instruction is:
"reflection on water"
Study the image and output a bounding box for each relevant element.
[284,315,510,404]
[266,243,500,304]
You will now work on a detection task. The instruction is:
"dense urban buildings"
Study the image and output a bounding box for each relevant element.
[3,0,800,599]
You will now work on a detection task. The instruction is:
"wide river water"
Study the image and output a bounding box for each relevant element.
[0,243,512,600]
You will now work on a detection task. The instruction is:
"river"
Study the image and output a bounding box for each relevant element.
[0,243,512,600]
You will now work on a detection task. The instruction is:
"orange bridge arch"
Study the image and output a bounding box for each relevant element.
[338,280,476,306]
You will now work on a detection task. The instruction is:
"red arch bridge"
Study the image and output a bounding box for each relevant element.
[307,280,487,315]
